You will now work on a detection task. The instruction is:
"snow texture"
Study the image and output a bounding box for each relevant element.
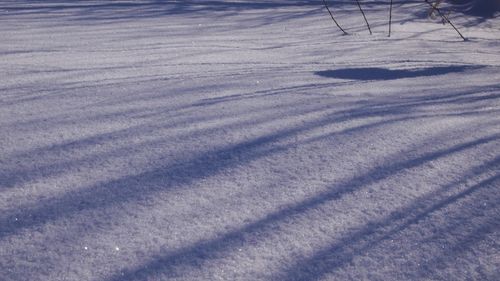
[0,1,499,281]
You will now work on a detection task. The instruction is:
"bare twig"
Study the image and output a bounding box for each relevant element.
[355,0,372,35]
[424,0,466,41]
[322,0,348,35]
[389,0,393,37]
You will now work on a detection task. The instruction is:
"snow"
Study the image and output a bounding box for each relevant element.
[1,1,499,281]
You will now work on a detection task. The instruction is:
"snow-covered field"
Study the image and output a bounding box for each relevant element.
[1,1,499,280]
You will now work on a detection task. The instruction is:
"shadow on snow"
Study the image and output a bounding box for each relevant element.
[315,65,483,81]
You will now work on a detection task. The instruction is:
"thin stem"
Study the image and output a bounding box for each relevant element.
[424,0,466,41]
[355,0,372,35]
[322,0,348,35]
[389,0,393,37]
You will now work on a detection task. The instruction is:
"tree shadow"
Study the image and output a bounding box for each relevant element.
[315,65,483,80]
[0,0,323,23]
[2,74,498,280]
[2,2,499,280]
[450,0,500,18]
[2,82,497,191]
[274,171,500,281]
[405,0,500,27]
[100,134,499,281]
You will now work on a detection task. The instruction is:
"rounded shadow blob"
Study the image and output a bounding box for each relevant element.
[315,65,483,81]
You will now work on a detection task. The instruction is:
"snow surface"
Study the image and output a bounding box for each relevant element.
[1,1,499,280]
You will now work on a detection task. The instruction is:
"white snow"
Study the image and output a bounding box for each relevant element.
[0,1,499,281]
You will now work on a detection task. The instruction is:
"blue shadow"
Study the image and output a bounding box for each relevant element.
[315,65,483,80]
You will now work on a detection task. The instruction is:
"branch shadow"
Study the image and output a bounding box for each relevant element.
[1,2,499,279]
[100,134,499,281]
[2,82,498,192]
[274,168,500,280]
[1,71,498,280]
[0,0,325,23]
